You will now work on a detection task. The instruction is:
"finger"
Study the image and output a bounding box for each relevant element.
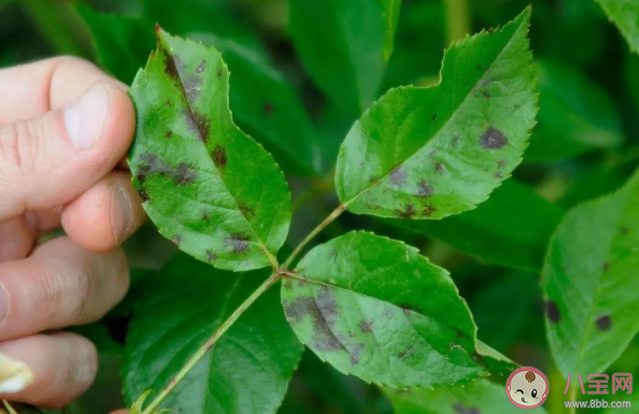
[62,171,145,253]
[0,80,135,223]
[0,209,62,261]
[0,238,129,341]
[0,332,97,408]
[110,411,129,414]
[0,56,125,123]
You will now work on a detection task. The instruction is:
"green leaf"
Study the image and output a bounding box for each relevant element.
[335,9,537,219]
[190,33,321,175]
[289,0,391,114]
[596,0,639,53]
[525,60,624,161]
[128,28,291,271]
[123,254,303,414]
[77,6,155,84]
[542,169,639,378]
[382,0,402,62]
[384,179,563,271]
[383,379,549,414]
[79,10,319,176]
[281,231,490,388]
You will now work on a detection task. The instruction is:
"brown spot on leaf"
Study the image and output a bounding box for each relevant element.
[453,403,481,414]
[137,188,149,201]
[216,67,223,78]
[480,127,508,149]
[422,204,437,216]
[239,203,255,217]
[396,204,416,218]
[417,180,434,197]
[497,160,506,168]
[359,320,373,333]
[389,167,407,187]
[165,130,173,138]
[596,315,612,331]
[136,153,196,186]
[494,172,503,179]
[452,135,460,147]
[397,346,415,360]
[172,234,183,246]
[482,90,491,98]
[205,249,217,262]
[172,163,197,185]
[226,234,250,254]
[212,145,228,170]
[545,300,560,323]
[163,49,180,80]
[434,162,446,174]
[202,210,210,221]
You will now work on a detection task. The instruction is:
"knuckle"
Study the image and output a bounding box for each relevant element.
[0,121,39,177]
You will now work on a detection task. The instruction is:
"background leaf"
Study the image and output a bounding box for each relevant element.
[335,9,537,220]
[383,179,563,271]
[542,169,639,378]
[382,0,402,62]
[128,29,291,271]
[525,59,624,162]
[123,254,303,414]
[383,379,548,414]
[288,0,391,115]
[596,0,639,53]
[281,231,489,389]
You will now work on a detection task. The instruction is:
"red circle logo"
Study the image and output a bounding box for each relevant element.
[505,367,549,409]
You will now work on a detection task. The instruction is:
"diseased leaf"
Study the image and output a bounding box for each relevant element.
[526,60,624,161]
[384,179,563,271]
[383,379,549,414]
[542,169,639,378]
[382,0,402,62]
[335,9,537,219]
[596,0,639,53]
[77,6,155,84]
[281,231,492,388]
[128,28,291,271]
[191,33,321,175]
[123,254,303,414]
[80,10,318,175]
[289,0,390,114]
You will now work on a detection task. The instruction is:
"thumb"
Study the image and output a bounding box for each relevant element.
[0,81,135,223]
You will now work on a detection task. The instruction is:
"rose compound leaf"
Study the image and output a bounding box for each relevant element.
[123,254,303,414]
[384,179,563,271]
[596,0,639,53]
[383,379,549,414]
[335,9,537,219]
[526,60,624,162]
[281,231,491,388]
[542,169,639,378]
[128,28,291,271]
[289,0,396,115]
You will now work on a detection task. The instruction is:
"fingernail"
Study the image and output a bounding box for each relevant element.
[110,182,133,245]
[0,284,9,326]
[0,353,33,394]
[63,85,109,150]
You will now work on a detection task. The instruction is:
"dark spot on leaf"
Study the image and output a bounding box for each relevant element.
[263,103,274,115]
[434,162,446,174]
[456,329,468,339]
[212,145,228,170]
[454,402,481,414]
[497,160,506,168]
[216,67,223,78]
[399,302,424,314]
[596,315,612,331]
[417,180,434,197]
[545,300,560,323]
[172,163,197,185]
[136,153,195,186]
[205,249,217,262]
[282,278,293,289]
[202,210,210,221]
[172,234,183,246]
[471,352,489,369]
[488,27,494,34]
[452,135,460,147]
[482,90,491,98]
[389,167,407,187]
[480,127,508,149]
[494,172,503,179]
[422,204,437,216]
[329,249,338,259]
[359,320,373,333]
[350,343,364,365]
[196,60,206,73]
[165,130,173,138]
[239,203,255,217]
[396,204,416,218]
[163,49,180,80]
[226,234,250,254]
[137,188,149,201]
[602,262,610,272]
[431,113,438,120]
[397,346,414,360]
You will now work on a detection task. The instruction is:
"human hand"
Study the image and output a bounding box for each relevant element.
[0,56,145,408]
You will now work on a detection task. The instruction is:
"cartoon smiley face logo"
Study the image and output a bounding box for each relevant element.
[506,367,549,409]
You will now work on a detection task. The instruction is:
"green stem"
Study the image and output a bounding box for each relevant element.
[443,0,470,45]
[281,204,345,269]
[568,385,577,414]
[141,272,281,414]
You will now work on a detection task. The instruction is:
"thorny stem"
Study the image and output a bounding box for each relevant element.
[281,204,345,269]
[141,272,281,414]
[139,204,345,412]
